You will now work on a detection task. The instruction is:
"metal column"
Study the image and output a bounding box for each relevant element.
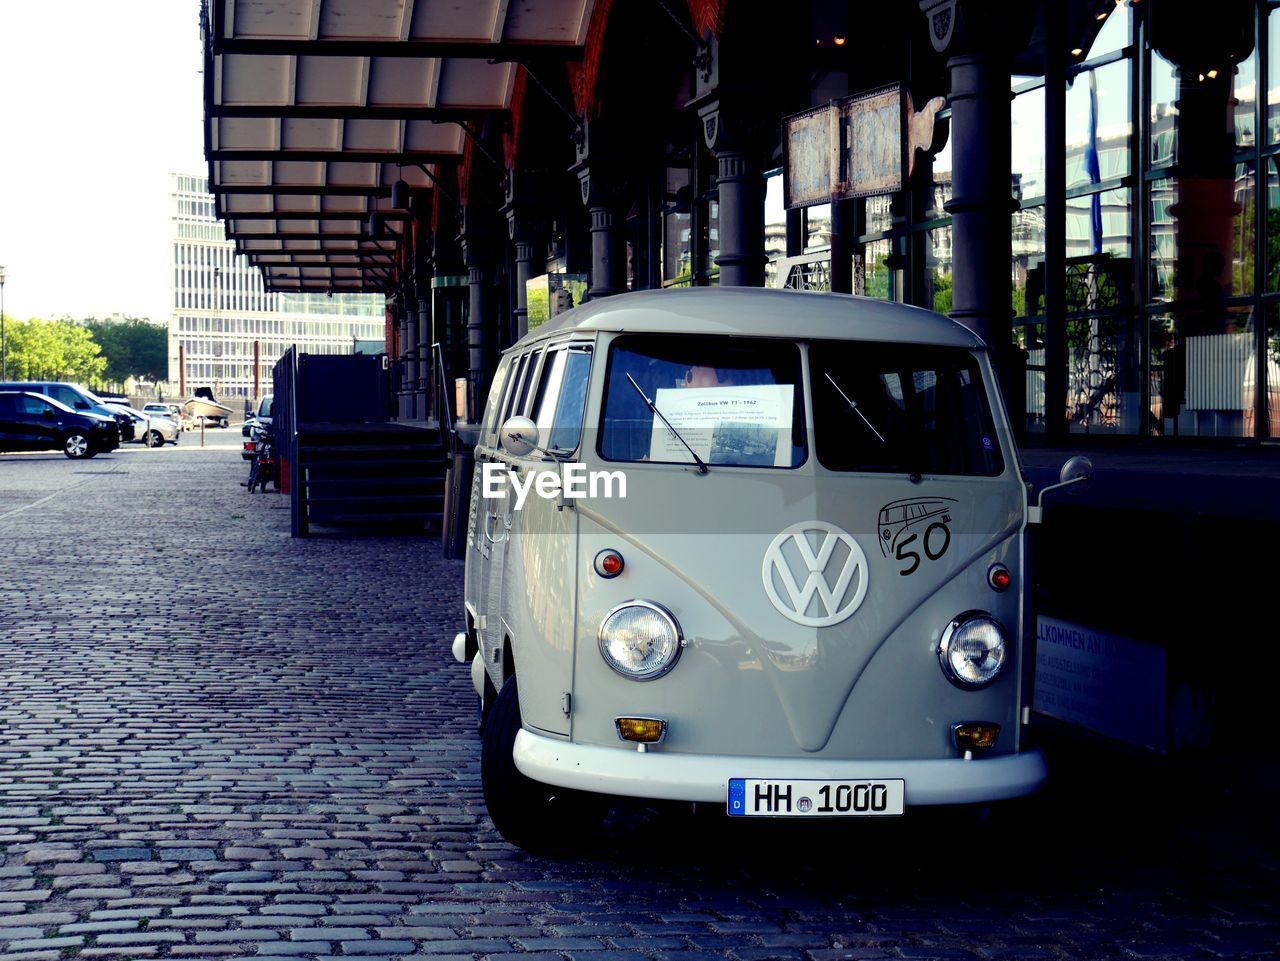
[714,148,766,287]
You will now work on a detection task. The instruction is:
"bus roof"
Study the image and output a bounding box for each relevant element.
[512,287,985,352]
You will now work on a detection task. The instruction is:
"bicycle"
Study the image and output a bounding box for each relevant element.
[241,424,279,493]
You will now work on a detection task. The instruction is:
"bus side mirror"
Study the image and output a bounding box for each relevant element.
[1058,455,1093,485]
[499,416,539,457]
[1028,455,1093,524]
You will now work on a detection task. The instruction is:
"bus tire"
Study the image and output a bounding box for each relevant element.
[480,675,604,854]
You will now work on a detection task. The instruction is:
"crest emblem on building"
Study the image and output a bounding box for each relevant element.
[919,0,957,53]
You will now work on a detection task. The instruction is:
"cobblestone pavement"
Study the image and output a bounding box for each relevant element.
[0,447,1277,961]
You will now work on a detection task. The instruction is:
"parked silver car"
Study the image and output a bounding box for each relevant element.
[143,403,190,432]
[106,404,179,447]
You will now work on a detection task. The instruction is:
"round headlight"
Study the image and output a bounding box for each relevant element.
[598,601,683,680]
[939,613,1007,689]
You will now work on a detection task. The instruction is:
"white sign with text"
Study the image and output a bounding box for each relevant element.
[651,385,793,467]
[1033,616,1167,752]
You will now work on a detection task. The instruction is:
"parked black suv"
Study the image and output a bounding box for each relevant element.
[0,390,121,458]
[0,380,134,442]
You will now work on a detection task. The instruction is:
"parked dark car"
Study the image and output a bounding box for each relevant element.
[0,390,121,458]
[0,381,134,442]
[241,394,274,437]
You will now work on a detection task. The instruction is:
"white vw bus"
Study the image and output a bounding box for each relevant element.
[455,287,1052,850]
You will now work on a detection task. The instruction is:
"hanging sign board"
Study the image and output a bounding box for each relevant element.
[782,103,839,209]
[840,86,908,199]
[783,85,945,209]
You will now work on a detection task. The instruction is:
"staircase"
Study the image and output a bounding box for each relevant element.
[290,423,446,537]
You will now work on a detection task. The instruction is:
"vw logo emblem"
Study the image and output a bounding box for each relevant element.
[761,521,869,627]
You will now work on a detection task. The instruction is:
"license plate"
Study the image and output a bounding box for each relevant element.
[727,778,905,817]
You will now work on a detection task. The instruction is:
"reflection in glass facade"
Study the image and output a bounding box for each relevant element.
[1264,303,1280,437]
[662,164,693,287]
[660,153,722,288]
[805,203,832,251]
[1065,60,1131,190]
[764,172,788,289]
[1012,207,1044,319]
[926,137,953,218]
[774,2,1280,441]
[1067,188,1131,259]
[926,225,953,315]
[1012,85,1046,202]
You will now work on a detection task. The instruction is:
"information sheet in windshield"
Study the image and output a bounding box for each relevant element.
[651,385,793,467]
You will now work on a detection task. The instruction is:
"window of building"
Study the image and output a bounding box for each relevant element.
[662,164,693,287]
[1129,4,1276,438]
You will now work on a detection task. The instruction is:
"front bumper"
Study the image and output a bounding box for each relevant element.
[513,729,1047,806]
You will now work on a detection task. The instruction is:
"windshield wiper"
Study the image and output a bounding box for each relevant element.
[824,372,886,444]
[625,373,709,474]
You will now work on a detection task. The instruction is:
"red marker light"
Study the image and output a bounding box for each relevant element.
[988,565,1012,592]
[595,549,625,578]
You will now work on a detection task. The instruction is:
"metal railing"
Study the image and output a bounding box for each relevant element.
[433,342,457,457]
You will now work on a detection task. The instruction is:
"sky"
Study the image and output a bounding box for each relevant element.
[0,1,207,325]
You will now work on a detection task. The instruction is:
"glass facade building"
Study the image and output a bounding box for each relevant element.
[741,4,1280,442]
[169,174,386,400]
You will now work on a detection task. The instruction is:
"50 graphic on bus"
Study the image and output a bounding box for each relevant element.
[877,497,957,576]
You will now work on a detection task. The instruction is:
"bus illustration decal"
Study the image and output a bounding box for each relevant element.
[877,497,958,576]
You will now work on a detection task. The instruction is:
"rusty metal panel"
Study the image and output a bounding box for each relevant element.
[839,86,905,200]
[782,103,838,210]
[785,85,936,208]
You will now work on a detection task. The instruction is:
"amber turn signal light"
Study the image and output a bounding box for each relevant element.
[952,722,1000,752]
[615,717,667,744]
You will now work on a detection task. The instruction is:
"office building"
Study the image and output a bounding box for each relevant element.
[170,173,385,400]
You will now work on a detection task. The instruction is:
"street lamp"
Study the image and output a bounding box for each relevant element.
[0,265,6,381]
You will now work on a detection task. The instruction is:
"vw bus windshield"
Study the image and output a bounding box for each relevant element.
[813,342,1004,476]
[599,335,805,468]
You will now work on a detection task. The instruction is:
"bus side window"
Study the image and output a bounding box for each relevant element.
[514,348,543,417]
[547,348,592,452]
[479,357,515,447]
[532,345,593,455]
[498,353,529,432]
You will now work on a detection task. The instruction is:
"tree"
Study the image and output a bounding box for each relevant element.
[932,273,953,314]
[5,318,107,383]
[83,317,168,386]
[526,285,550,330]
